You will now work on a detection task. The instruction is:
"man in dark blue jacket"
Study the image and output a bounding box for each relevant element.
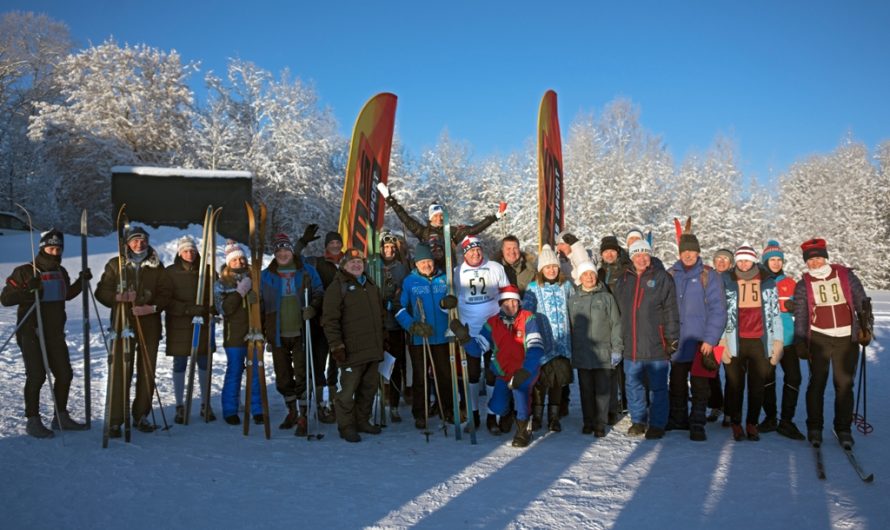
[667,233,727,441]
[614,240,679,440]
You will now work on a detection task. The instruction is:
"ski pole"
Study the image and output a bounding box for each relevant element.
[0,302,37,355]
[304,288,324,440]
[132,313,171,433]
[854,344,871,435]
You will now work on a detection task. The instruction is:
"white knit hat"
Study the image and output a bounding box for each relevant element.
[177,236,197,254]
[734,243,758,263]
[537,244,559,271]
[428,203,444,220]
[629,239,652,258]
[575,260,597,281]
[224,240,246,263]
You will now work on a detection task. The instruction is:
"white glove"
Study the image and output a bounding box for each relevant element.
[770,340,784,366]
[376,182,390,199]
[235,276,252,297]
[496,201,508,219]
[610,352,622,367]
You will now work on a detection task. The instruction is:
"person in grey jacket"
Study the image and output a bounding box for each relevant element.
[569,261,622,437]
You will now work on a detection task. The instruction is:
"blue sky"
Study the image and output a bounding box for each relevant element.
[6,0,889,181]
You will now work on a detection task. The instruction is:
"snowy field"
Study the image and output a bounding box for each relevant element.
[1,227,886,529]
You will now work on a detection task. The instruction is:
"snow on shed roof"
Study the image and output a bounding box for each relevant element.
[112,166,252,178]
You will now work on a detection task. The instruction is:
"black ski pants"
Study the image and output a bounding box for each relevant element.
[386,329,407,407]
[668,360,711,428]
[805,332,859,434]
[724,338,770,425]
[408,343,453,421]
[577,368,611,429]
[17,324,73,418]
[762,344,802,422]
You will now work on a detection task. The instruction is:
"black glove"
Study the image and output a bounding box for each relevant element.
[408,321,434,338]
[449,319,472,345]
[299,224,320,245]
[78,268,93,281]
[561,233,578,246]
[331,345,346,364]
[701,351,718,371]
[668,340,679,354]
[185,304,205,316]
[510,368,531,390]
[795,341,809,361]
[439,295,458,310]
[783,297,795,312]
[302,306,317,320]
[27,276,42,292]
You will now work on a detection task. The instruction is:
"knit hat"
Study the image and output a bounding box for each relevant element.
[460,235,482,255]
[272,233,294,253]
[762,240,784,264]
[224,240,245,263]
[414,243,434,263]
[428,203,444,220]
[177,236,197,254]
[126,225,149,244]
[801,238,829,261]
[39,229,64,250]
[324,231,343,245]
[575,260,597,280]
[498,285,521,303]
[625,228,644,246]
[537,244,559,271]
[713,248,734,263]
[340,247,366,268]
[599,235,621,254]
[628,239,651,258]
[734,243,758,263]
[678,233,701,254]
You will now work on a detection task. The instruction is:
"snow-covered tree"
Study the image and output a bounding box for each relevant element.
[28,39,198,231]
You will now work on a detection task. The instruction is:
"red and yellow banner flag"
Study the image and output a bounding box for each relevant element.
[338,93,398,256]
[537,89,565,250]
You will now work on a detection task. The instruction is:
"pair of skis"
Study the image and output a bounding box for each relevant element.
[813,434,874,482]
[243,202,271,439]
[183,206,221,424]
[442,207,477,445]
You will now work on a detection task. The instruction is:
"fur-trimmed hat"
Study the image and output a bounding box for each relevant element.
[499,284,521,303]
[224,240,246,263]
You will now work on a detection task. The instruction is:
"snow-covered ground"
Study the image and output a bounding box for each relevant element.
[1,227,886,529]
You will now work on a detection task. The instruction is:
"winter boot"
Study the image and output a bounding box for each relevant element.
[731,423,745,441]
[707,408,722,423]
[339,426,361,443]
[722,416,731,428]
[607,412,620,426]
[134,415,156,433]
[582,424,594,434]
[627,423,647,436]
[498,411,514,434]
[174,406,185,425]
[486,413,501,435]
[390,406,402,423]
[26,416,54,439]
[746,422,760,441]
[593,426,607,438]
[559,398,570,417]
[202,403,216,422]
[665,403,689,431]
[357,421,382,435]
[415,417,426,430]
[645,426,665,440]
[318,403,336,424]
[51,411,88,431]
[690,425,707,442]
[512,419,533,448]
[531,405,544,431]
[295,406,309,437]
[253,414,264,425]
[279,402,298,429]
[108,425,122,438]
[808,429,822,448]
[225,415,241,425]
[758,416,778,433]
[777,420,806,441]
[834,429,854,450]
[547,405,562,432]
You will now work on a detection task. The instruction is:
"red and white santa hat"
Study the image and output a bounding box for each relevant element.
[460,235,482,255]
[498,284,521,303]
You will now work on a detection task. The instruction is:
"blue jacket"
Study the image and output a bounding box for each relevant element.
[721,268,782,358]
[522,279,573,364]
[614,265,680,362]
[260,261,324,348]
[668,258,727,363]
[396,268,451,346]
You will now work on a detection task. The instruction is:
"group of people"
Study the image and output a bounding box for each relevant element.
[2,193,872,451]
